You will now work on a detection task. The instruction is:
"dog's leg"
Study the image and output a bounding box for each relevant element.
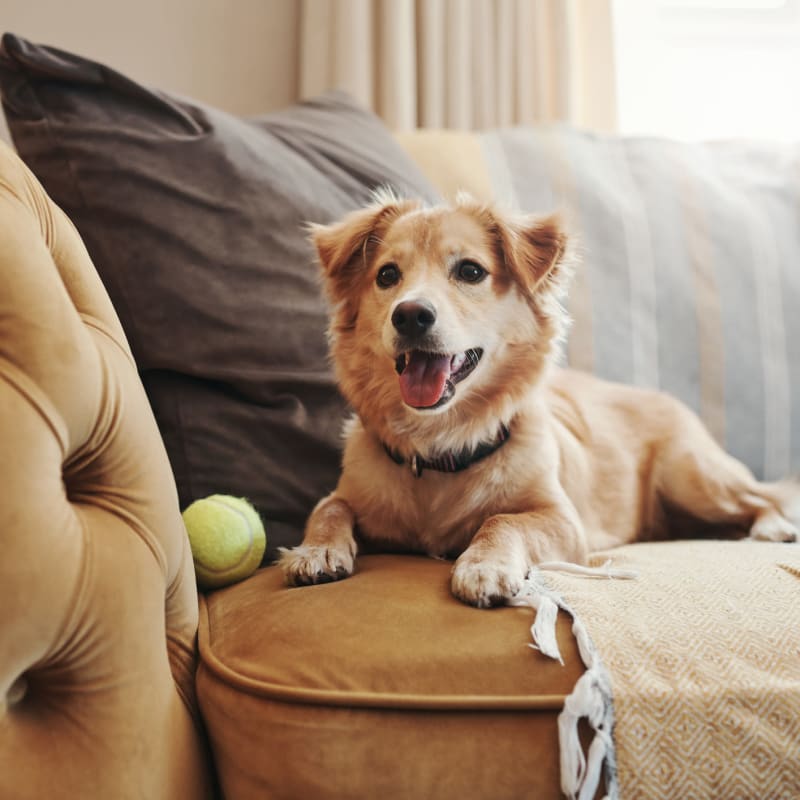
[451,499,588,608]
[654,403,799,543]
[278,493,358,586]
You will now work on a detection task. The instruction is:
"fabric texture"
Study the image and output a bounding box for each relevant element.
[547,541,800,799]
[197,554,589,799]
[299,0,617,131]
[511,564,627,799]
[0,140,213,798]
[0,33,439,559]
[397,128,800,481]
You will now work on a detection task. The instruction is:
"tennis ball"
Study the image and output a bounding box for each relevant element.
[182,495,266,590]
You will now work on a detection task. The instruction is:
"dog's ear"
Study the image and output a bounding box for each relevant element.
[309,197,419,324]
[310,197,419,284]
[489,211,572,303]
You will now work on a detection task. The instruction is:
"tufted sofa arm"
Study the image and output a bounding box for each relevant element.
[0,143,213,798]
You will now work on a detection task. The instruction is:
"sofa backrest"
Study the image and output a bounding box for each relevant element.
[398,128,800,482]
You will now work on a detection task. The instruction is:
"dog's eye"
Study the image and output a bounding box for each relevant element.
[376,263,401,288]
[456,260,486,283]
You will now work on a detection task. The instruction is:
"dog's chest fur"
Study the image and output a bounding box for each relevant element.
[348,467,501,557]
[337,421,544,557]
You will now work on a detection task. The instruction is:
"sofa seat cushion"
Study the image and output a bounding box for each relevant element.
[197,555,585,799]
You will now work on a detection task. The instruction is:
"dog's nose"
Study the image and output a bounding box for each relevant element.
[391,300,437,337]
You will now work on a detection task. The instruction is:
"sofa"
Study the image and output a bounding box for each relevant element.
[1,35,799,800]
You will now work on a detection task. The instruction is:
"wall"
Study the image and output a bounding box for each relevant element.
[1,0,299,141]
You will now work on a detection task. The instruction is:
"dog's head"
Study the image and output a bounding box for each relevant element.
[311,193,572,450]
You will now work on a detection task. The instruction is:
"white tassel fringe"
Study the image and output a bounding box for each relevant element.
[510,560,638,800]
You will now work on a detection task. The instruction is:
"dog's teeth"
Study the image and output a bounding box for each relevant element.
[451,353,466,372]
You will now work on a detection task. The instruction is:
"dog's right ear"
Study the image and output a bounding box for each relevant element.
[309,197,418,324]
[310,198,417,283]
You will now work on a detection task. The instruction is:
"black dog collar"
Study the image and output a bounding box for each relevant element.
[383,424,511,478]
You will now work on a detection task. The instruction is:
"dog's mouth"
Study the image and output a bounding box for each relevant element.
[394,348,483,409]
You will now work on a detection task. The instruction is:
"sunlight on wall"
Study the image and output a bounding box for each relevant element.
[613,0,800,141]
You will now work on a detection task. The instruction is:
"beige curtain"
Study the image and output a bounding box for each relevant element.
[299,0,617,131]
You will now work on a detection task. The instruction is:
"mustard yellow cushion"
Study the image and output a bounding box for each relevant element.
[197,555,585,799]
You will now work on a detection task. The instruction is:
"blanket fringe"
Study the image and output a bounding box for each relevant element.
[538,559,639,581]
[510,561,637,800]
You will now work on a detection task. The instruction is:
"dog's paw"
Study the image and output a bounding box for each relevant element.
[749,510,798,543]
[278,544,355,587]
[450,551,527,608]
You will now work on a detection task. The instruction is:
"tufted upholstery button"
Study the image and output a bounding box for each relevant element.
[0,142,213,797]
[6,676,26,706]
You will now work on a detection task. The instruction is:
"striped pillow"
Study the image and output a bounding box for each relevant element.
[397,127,800,480]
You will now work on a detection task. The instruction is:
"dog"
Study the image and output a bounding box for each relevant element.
[279,193,799,607]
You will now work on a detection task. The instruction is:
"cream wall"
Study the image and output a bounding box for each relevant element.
[1,0,300,141]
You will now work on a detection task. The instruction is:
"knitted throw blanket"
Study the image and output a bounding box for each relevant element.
[516,541,800,800]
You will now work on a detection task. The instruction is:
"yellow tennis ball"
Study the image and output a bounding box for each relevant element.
[182,495,266,590]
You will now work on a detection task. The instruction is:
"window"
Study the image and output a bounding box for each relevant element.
[612,0,800,140]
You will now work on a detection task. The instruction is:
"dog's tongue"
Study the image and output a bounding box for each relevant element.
[399,351,451,408]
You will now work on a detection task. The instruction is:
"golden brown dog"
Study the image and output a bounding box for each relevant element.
[279,193,799,607]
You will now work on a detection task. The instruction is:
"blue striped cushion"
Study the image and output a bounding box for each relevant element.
[403,127,800,480]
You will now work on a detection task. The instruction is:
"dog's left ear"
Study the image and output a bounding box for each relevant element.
[491,211,571,303]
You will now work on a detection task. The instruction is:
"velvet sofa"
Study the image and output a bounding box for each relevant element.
[2,35,799,800]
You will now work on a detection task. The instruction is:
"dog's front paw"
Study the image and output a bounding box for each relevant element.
[278,544,355,587]
[451,550,527,608]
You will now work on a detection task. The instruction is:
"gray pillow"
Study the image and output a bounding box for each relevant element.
[0,33,439,560]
